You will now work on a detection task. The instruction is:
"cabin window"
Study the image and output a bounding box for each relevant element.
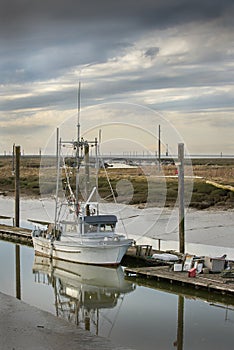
[65,224,78,232]
[87,224,98,233]
[84,222,99,233]
[83,220,116,233]
[106,224,115,232]
[100,224,115,232]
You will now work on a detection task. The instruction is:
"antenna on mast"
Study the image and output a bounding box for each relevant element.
[77,81,81,144]
[99,129,102,144]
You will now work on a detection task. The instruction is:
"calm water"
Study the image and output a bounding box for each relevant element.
[0,239,234,350]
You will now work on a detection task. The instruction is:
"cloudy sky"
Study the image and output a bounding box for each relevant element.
[1,0,234,156]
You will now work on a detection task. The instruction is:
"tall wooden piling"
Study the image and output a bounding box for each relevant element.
[158,124,161,167]
[15,145,20,228]
[178,143,185,254]
[12,143,15,173]
[14,145,21,299]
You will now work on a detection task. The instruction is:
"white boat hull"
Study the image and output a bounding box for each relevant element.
[33,256,134,292]
[32,236,132,266]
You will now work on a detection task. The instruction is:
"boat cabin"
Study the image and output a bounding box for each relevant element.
[60,215,118,234]
[84,215,117,233]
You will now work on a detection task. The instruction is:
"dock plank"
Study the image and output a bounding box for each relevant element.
[0,224,32,244]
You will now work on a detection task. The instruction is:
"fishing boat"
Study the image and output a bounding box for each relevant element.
[32,87,133,265]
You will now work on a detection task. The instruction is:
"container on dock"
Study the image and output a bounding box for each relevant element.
[173,263,183,272]
[193,261,203,274]
[188,267,196,278]
[204,257,226,273]
[183,255,194,271]
[202,267,210,274]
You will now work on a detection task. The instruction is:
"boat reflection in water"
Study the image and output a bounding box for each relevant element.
[32,257,135,335]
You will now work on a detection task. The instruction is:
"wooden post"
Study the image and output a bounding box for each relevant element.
[158,239,161,251]
[12,143,15,174]
[158,125,161,167]
[178,143,185,254]
[14,145,21,298]
[15,145,20,228]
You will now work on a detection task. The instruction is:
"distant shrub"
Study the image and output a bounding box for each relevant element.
[210,188,228,197]
[194,182,214,194]
[0,177,14,186]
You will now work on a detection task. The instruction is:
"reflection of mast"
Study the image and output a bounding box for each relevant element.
[174,295,184,350]
[32,257,134,336]
[53,272,59,317]
[85,309,90,331]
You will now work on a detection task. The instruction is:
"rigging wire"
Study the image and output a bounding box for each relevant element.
[98,151,128,236]
[56,144,78,222]
[62,156,76,202]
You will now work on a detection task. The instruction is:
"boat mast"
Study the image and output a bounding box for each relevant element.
[75,81,81,213]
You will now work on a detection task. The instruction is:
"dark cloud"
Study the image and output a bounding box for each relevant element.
[144,47,160,60]
[0,88,77,112]
[2,62,234,115]
[1,0,234,82]
[142,0,234,28]
[1,0,234,35]
[1,0,234,142]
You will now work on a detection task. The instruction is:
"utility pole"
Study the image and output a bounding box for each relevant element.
[15,145,20,228]
[178,143,185,254]
[12,143,15,174]
[158,125,161,167]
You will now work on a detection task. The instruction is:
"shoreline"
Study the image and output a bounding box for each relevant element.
[1,192,234,212]
[1,193,234,213]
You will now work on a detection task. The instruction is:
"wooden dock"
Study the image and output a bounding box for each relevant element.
[0,224,32,245]
[125,265,234,296]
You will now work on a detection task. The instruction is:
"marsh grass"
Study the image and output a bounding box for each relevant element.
[0,156,233,208]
